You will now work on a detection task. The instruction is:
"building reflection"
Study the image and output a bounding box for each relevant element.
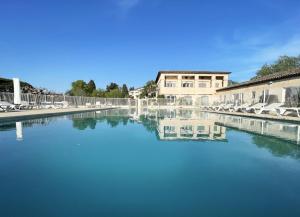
[156,114,226,141]
[215,114,300,144]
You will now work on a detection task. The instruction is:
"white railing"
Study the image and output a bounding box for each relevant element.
[0,92,137,108]
[0,92,214,109]
[0,92,211,108]
[140,98,208,107]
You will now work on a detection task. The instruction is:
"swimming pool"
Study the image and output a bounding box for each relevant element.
[1,109,300,217]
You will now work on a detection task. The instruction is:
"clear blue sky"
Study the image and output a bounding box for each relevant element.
[1,0,300,92]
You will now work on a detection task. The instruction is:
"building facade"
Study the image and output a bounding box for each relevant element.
[155,71,230,105]
[129,87,144,99]
[215,69,300,106]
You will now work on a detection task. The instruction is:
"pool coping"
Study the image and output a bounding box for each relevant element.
[204,110,300,124]
[0,107,117,122]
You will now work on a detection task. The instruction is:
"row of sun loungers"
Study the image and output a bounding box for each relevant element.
[203,102,300,117]
[0,100,120,112]
[0,101,70,112]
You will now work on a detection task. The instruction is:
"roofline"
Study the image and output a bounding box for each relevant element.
[155,70,231,83]
[217,70,300,92]
[129,87,144,91]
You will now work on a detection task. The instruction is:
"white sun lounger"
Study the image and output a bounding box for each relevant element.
[245,103,266,113]
[254,103,285,114]
[0,101,17,112]
[230,103,251,112]
[86,103,95,108]
[41,101,55,109]
[96,101,101,107]
[221,104,234,111]
[213,104,226,111]
[19,101,34,110]
[276,107,300,117]
[54,101,69,109]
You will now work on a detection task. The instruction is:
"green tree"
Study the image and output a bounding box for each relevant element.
[255,55,300,78]
[140,80,157,98]
[121,84,129,97]
[70,80,87,96]
[228,80,239,86]
[105,88,123,98]
[86,80,96,96]
[106,82,119,92]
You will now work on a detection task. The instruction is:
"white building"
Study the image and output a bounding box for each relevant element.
[129,87,144,99]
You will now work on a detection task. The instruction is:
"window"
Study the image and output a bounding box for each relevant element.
[215,83,220,88]
[198,82,207,88]
[180,125,193,135]
[165,81,176,87]
[285,87,300,107]
[251,91,256,99]
[197,126,205,131]
[164,126,177,137]
[182,82,193,88]
[164,126,175,132]
[199,76,211,80]
[182,76,195,80]
[166,95,176,103]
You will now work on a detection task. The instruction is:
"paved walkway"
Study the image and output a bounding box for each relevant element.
[0,107,115,121]
[204,110,300,123]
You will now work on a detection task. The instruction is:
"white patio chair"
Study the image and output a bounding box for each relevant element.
[230,103,251,112]
[96,101,101,108]
[254,103,285,114]
[245,103,266,113]
[213,103,226,111]
[222,103,234,111]
[0,101,17,112]
[276,107,300,117]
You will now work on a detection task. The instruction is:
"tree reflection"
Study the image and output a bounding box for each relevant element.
[139,115,157,133]
[252,134,300,159]
[72,118,97,130]
[72,116,131,130]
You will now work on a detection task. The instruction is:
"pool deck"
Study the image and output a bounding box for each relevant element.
[0,107,115,122]
[204,109,300,123]
[1,107,300,123]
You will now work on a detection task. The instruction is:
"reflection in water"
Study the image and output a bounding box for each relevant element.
[16,122,23,141]
[1,109,300,159]
[155,111,226,141]
[0,117,55,142]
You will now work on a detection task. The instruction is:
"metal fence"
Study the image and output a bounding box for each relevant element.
[0,92,136,108]
[140,98,206,107]
[0,92,214,109]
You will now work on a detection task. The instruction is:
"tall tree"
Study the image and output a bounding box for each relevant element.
[121,84,129,97]
[70,80,87,96]
[228,80,239,86]
[106,82,119,92]
[86,80,96,95]
[255,55,300,78]
[105,88,123,98]
[140,80,157,98]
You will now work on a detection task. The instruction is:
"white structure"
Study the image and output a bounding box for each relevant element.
[129,87,144,99]
[155,71,230,105]
[16,122,23,141]
[13,78,21,105]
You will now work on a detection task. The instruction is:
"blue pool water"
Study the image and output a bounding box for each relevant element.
[0,109,300,217]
